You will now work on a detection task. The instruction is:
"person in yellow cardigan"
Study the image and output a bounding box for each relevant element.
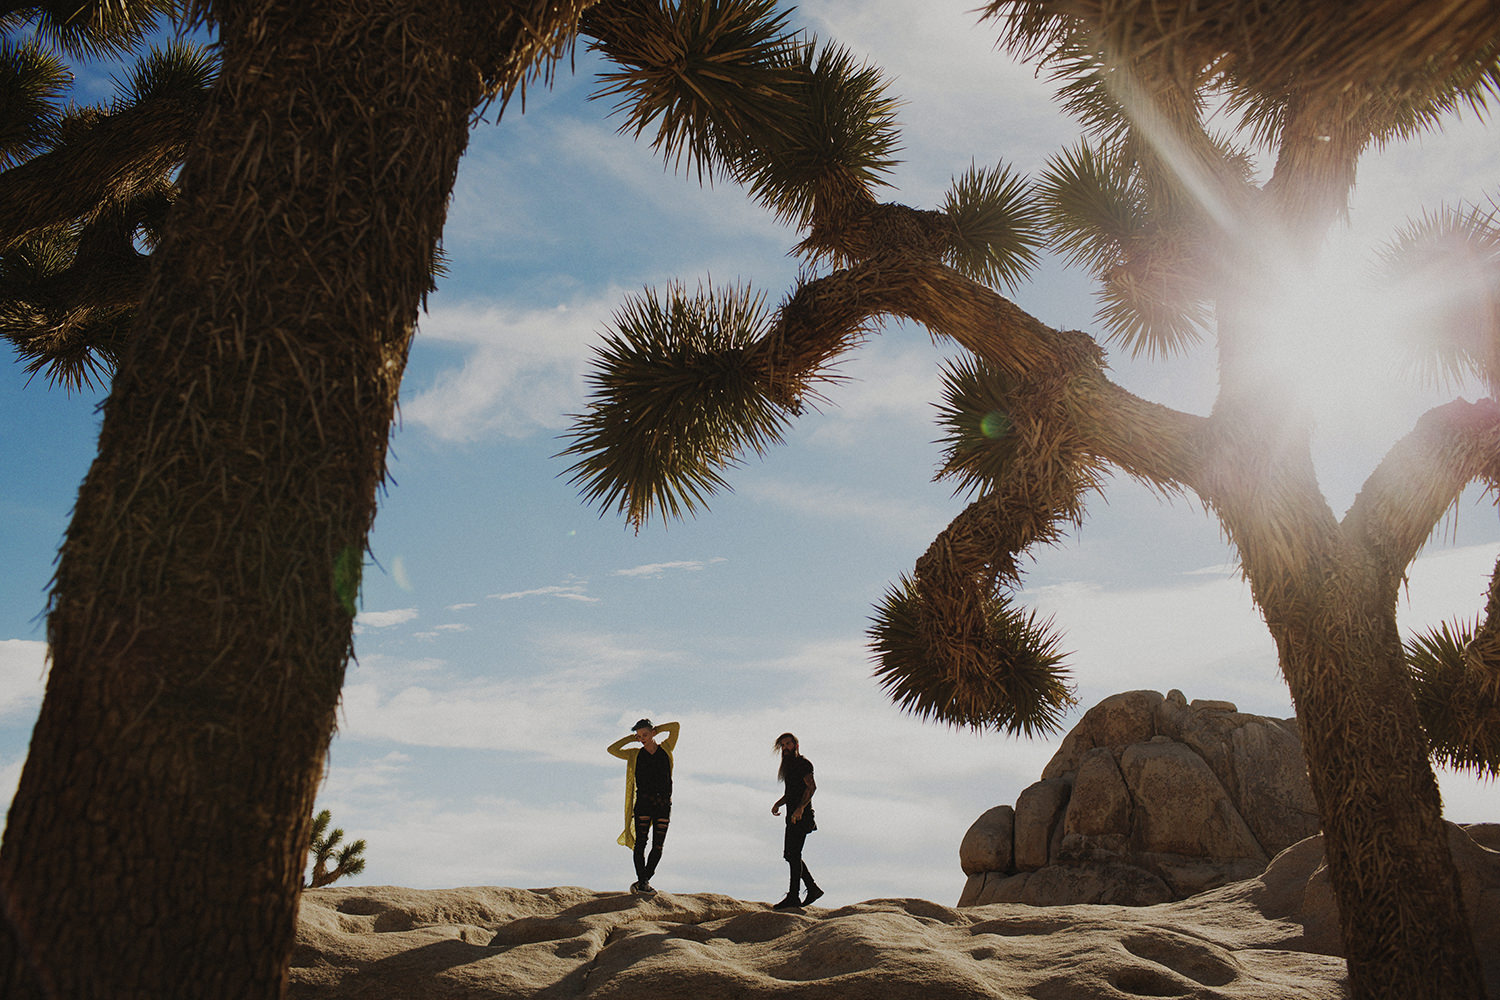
[606,718,679,893]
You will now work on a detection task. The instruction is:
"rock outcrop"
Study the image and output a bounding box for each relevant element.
[960,690,1321,906]
[288,823,1500,999]
[291,882,1349,999]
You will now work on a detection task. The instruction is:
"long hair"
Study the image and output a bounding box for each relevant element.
[774,732,798,782]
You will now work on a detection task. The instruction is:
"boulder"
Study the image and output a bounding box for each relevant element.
[1042,689,1163,780]
[1012,778,1070,872]
[1119,741,1266,863]
[959,806,1014,877]
[959,690,1316,907]
[1064,747,1132,841]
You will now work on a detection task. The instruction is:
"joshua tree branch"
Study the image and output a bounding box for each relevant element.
[747,257,1210,489]
[1343,397,1500,576]
[0,96,202,251]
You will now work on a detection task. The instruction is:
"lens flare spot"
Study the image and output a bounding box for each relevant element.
[980,411,1011,439]
[333,547,361,617]
[392,555,413,592]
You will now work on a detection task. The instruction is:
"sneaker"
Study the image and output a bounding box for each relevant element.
[629,881,645,893]
[802,885,824,906]
[772,893,801,911]
[638,881,655,894]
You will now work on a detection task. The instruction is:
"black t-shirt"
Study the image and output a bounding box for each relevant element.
[635,744,672,798]
[782,754,814,825]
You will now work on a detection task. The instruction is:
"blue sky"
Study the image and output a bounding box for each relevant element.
[2,1,1496,907]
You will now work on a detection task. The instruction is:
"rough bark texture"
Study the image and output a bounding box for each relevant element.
[1268,574,1483,999]
[0,0,513,995]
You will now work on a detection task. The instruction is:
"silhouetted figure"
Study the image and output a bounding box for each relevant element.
[607,719,680,893]
[771,732,823,909]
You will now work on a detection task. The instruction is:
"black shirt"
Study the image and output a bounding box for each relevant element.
[635,744,672,798]
[782,754,814,825]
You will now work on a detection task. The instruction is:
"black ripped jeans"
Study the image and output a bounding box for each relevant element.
[633,792,671,883]
[783,815,817,896]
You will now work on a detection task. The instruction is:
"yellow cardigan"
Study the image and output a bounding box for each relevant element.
[606,722,680,849]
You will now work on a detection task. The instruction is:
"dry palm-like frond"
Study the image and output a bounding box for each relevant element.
[941,161,1044,291]
[733,37,902,231]
[0,39,70,168]
[1095,235,1211,359]
[1038,141,1209,356]
[17,0,180,60]
[1036,141,1139,276]
[112,36,216,108]
[584,0,800,181]
[0,226,131,390]
[870,574,1073,736]
[1379,203,1500,395]
[560,282,800,529]
[1405,619,1500,778]
[0,173,169,389]
[932,354,1023,499]
[0,40,212,251]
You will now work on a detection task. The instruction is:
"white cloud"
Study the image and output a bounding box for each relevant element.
[404,296,614,442]
[613,558,726,579]
[337,635,663,758]
[741,477,956,549]
[319,630,1055,901]
[488,582,597,603]
[798,335,954,448]
[0,640,47,719]
[355,608,420,630]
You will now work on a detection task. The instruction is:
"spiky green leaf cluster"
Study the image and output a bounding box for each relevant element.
[941,161,1043,290]
[306,808,369,889]
[0,225,133,389]
[1037,142,1138,276]
[0,39,70,167]
[560,282,793,528]
[587,0,800,181]
[933,355,1023,499]
[113,37,216,108]
[1405,619,1500,779]
[1379,203,1500,392]
[2,0,179,60]
[1036,141,1209,357]
[733,38,902,228]
[869,574,1074,737]
[586,3,901,231]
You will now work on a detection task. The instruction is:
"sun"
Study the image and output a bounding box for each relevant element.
[1233,225,1481,502]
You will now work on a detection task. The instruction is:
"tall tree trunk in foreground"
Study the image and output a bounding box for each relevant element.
[0,1,550,995]
[1199,298,1489,997]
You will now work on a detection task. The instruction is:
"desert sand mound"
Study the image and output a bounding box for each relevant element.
[290,842,1353,999]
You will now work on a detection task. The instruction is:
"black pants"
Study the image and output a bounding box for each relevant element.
[783,822,817,895]
[633,803,669,882]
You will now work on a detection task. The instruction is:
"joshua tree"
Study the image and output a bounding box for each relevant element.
[304,809,367,889]
[0,1,597,997]
[0,0,211,390]
[562,2,1500,998]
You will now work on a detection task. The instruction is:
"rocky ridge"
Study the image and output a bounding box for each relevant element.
[290,824,1500,999]
[960,689,1321,907]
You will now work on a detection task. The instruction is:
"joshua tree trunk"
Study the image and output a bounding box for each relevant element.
[883,261,1489,998]
[0,1,547,995]
[1273,599,1483,999]
[1201,305,1488,997]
